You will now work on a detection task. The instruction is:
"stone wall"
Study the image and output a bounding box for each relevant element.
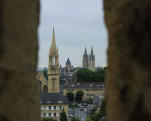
[0,0,40,121]
[104,0,151,121]
[1,0,151,121]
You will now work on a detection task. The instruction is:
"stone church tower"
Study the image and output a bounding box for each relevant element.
[88,47,95,71]
[48,28,60,93]
[83,47,89,68]
[83,47,95,71]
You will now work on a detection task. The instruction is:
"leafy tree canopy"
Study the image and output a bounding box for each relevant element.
[76,68,106,82]
[86,118,93,121]
[66,92,74,103]
[100,98,106,118]
[42,118,54,121]
[90,98,106,121]
[42,68,48,80]
[75,91,84,103]
[60,109,67,121]
[71,117,81,121]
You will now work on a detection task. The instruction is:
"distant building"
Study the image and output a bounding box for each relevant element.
[37,28,69,121]
[60,58,77,83]
[83,47,95,71]
[63,82,105,101]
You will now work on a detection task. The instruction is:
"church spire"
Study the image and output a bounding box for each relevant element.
[91,46,94,55]
[51,27,56,49]
[84,46,87,55]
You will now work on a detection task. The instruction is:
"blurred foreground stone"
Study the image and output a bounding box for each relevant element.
[0,0,40,121]
[104,0,151,121]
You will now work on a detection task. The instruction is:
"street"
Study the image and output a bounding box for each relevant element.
[69,107,88,121]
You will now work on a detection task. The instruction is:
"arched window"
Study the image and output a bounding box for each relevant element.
[38,80,42,93]
[43,85,48,94]
[52,78,56,91]
[52,55,55,66]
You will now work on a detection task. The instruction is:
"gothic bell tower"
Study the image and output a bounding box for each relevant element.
[48,27,60,93]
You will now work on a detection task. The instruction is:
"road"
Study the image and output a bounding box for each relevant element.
[69,107,88,121]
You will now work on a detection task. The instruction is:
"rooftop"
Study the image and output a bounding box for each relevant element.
[40,93,69,105]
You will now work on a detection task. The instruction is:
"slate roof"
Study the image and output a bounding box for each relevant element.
[65,82,105,89]
[66,58,71,65]
[40,93,69,105]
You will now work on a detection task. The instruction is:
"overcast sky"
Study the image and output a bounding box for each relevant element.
[38,0,108,68]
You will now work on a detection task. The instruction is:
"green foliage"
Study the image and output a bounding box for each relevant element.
[76,68,106,82]
[86,118,93,121]
[66,92,74,103]
[75,91,84,103]
[100,98,106,118]
[42,118,54,121]
[90,98,106,121]
[60,110,67,121]
[42,68,48,80]
[71,117,81,121]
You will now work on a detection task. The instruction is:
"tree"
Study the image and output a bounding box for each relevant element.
[75,91,84,103]
[85,118,93,121]
[76,68,106,82]
[100,98,106,118]
[42,118,54,121]
[71,117,81,121]
[42,68,48,80]
[60,109,67,121]
[66,92,74,103]
[90,98,106,121]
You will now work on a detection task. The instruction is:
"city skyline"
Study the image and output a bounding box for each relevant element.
[38,0,108,68]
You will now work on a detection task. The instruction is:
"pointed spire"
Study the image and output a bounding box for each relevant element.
[66,58,71,65]
[84,45,87,55]
[91,46,94,55]
[51,27,56,49]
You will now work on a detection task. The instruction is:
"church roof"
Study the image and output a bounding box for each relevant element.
[66,58,71,65]
[40,93,69,105]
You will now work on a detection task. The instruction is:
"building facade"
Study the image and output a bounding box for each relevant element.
[37,28,69,121]
[63,82,105,101]
[83,47,95,71]
[48,28,60,93]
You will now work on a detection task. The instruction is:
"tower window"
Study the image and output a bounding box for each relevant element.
[52,55,55,65]
[52,78,56,91]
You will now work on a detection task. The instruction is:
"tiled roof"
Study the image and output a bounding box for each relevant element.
[65,82,105,89]
[40,93,69,105]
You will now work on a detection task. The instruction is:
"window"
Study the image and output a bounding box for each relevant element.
[54,106,56,109]
[49,106,51,110]
[47,101,51,104]
[59,106,62,109]
[54,113,56,117]
[49,113,51,117]
[52,78,56,91]
[52,55,55,65]
[43,85,48,94]
[58,101,63,104]
[43,113,46,117]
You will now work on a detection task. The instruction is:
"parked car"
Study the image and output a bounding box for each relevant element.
[80,108,84,111]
